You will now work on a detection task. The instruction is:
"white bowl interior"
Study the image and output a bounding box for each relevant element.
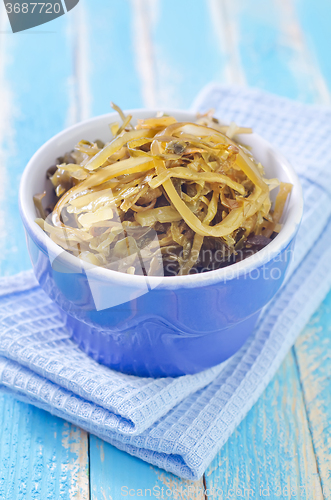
[19,109,303,288]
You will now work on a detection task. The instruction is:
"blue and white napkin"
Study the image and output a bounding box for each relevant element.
[1,86,331,480]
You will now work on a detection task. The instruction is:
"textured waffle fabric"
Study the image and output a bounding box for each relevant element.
[1,86,331,479]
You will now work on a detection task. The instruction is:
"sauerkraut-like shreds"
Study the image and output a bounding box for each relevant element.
[34,107,292,276]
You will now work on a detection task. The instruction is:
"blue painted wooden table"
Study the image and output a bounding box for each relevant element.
[0,0,331,498]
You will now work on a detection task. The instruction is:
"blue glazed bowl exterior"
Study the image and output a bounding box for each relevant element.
[19,108,303,378]
[23,227,296,377]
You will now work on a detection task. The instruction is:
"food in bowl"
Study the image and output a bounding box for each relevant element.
[34,106,292,277]
[20,107,302,376]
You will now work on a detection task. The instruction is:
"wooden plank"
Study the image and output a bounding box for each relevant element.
[202,0,330,496]
[204,353,323,499]
[269,1,331,496]
[0,12,73,275]
[83,0,232,112]
[274,0,330,104]
[82,0,143,115]
[1,1,329,498]
[89,435,205,500]
[88,0,328,495]
[294,289,331,500]
[226,0,328,103]
[85,1,210,495]
[83,0,218,495]
[0,394,89,499]
[0,9,90,500]
[206,0,246,86]
[295,0,331,100]
[141,0,230,109]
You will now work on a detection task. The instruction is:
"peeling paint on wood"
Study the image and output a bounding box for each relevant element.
[207,0,246,86]
[275,0,331,104]
[0,12,15,275]
[0,9,90,500]
[89,436,205,500]
[131,0,158,108]
[0,396,89,500]
[204,353,324,499]
[62,423,89,499]
[294,290,331,500]
[0,0,331,497]
[66,2,92,126]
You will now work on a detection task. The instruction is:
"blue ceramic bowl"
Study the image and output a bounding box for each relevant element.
[19,109,303,377]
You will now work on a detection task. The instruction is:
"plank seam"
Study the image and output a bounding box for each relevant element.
[276,0,331,104]
[206,0,246,86]
[66,3,91,126]
[88,433,91,500]
[131,0,158,107]
[203,474,208,500]
[292,346,325,500]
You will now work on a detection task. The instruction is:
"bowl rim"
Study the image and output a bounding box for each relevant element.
[19,108,303,289]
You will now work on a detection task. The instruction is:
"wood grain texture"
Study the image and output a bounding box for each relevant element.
[207,0,246,86]
[227,0,328,103]
[0,11,73,275]
[295,0,331,100]
[89,435,205,500]
[0,395,89,500]
[0,0,330,497]
[204,353,323,500]
[0,8,90,499]
[149,0,228,109]
[274,0,330,104]
[82,0,143,115]
[294,290,331,500]
[85,1,222,496]
[86,0,330,496]
[202,0,330,496]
